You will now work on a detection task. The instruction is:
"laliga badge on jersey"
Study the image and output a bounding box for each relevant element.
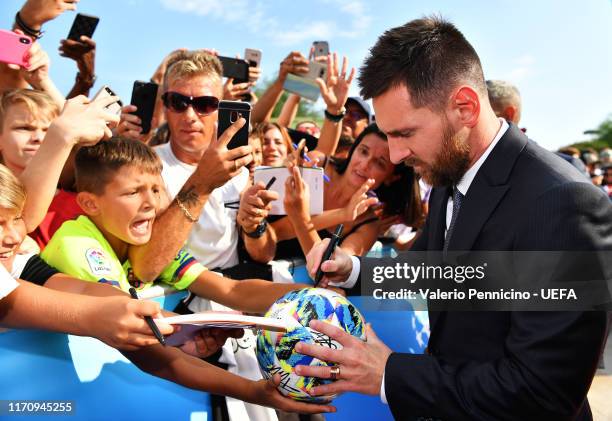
[85,248,113,276]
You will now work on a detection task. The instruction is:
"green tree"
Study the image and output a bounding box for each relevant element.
[569,114,612,150]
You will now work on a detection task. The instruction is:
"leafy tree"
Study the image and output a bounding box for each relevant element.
[569,114,612,150]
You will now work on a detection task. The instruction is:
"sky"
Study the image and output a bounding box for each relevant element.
[1,0,611,150]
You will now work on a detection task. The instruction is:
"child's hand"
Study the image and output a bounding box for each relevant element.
[250,375,336,413]
[48,94,120,146]
[179,328,243,358]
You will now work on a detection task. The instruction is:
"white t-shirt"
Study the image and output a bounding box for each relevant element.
[0,263,19,300]
[155,142,249,269]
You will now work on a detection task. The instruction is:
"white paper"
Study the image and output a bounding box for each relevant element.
[253,166,324,215]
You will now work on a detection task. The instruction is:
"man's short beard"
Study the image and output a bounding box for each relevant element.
[406,118,471,187]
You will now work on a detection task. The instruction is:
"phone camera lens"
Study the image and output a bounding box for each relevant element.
[19,38,30,44]
[230,111,239,123]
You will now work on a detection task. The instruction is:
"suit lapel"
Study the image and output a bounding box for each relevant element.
[427,124,528,343]
[448,124,527,251]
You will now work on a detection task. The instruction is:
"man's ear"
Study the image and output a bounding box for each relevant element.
[503,105,518,124]
[76,192,101,216]
[450,86,481,128]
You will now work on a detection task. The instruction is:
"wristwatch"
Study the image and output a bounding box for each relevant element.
[244,219,268,239]
[324,107,346,122]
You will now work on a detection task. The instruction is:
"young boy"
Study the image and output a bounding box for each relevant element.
[42,137,310,313]
[0,162,333,414]
[0,89,97,248]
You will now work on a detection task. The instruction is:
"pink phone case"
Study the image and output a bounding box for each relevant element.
[0,30,32,67]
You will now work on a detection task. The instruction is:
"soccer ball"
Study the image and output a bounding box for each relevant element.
[256,288,366,402]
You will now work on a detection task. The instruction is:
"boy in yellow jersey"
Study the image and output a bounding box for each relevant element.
[42,136,311,314]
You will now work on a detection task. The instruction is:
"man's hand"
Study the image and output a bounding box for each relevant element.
[306,239,353,288]
[19,0,78,28]
[238,182,278,233]
[59,35,96,80]
[195,117,253,192]
[248,65,261,84]
[316,53,355,115]
[250,375,336,414]
[47,94,120,146]
[294,320,392,397]
[117,104,146,141]
[223,77,252,101]
[180,327,243,358]
[278,51,309,83]
[82,295,174,351]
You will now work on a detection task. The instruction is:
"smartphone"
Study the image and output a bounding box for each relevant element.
[130,81,158,134]
[244,48,262,68]
[92,85,123,116]
[0,30,32,67]
[312,41,329,58]
[218,100,251,150]
[67,13,99,41]
[218,56,250,84]
[304,61,328,82]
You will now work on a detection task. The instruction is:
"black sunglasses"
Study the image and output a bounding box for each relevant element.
[162,92,219,115]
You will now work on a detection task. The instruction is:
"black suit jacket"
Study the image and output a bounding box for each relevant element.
[379,125,612,420]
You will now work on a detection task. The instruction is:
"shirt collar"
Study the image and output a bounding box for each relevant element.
[456,118,509,196]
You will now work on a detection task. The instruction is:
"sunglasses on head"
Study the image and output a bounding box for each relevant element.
[162,92,219,115]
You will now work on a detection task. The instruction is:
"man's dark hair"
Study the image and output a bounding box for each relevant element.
[359,16,486,110]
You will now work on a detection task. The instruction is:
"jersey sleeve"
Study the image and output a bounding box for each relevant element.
[157,248,206,290]
[20,255,59,286]
[41,230,125,290]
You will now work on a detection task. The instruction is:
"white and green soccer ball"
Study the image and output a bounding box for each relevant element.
[256,288,366,403]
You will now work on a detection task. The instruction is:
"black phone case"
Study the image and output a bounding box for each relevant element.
[67,13,99,41]
[218,101,251,150]
[218,56,249,84]
[130,81,158,135]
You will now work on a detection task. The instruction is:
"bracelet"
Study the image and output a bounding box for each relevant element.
[324,107,346,122]
[14,12,43,40]
[175,197,198,223]
[76,72,97,86]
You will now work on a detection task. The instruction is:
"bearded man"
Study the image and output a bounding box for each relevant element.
[295,16,612,421]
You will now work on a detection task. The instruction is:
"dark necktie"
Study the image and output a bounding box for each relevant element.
[443,187,464,253]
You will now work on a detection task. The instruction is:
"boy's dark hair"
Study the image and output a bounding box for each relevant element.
[359,16,486,110]
[75,137,163,194]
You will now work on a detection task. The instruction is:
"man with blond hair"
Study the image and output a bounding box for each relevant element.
[119,50,278,421]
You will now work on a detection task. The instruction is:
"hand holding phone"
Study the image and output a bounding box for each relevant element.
[129,81,158,134]
[92,85,123,116]
[67,13,99,41]
[0,30,32,67]
[218,56,249,84]
[218,100,251,150]
[312,41,329,59]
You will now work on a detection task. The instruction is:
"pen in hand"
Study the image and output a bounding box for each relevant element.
[292,142,331,182]
[314,224,344,286]
[128,287,166,346]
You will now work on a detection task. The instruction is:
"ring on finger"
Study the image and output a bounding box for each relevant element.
[329,365,340,380]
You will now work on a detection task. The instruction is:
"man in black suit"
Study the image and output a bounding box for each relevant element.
[294,16,612,420]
